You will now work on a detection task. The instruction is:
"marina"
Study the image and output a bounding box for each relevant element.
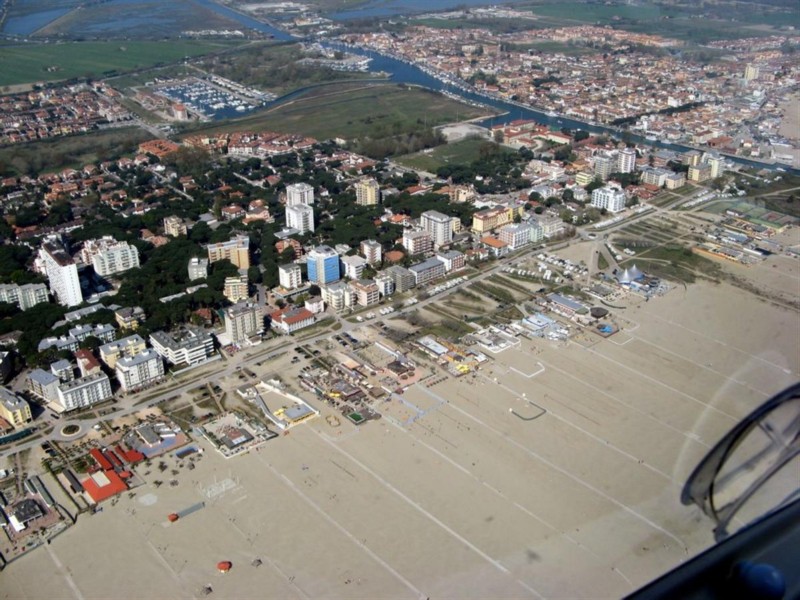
[153,76,273,121]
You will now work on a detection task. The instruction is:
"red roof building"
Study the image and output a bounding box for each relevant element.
[89,448,113,471]
[82,470,128,504]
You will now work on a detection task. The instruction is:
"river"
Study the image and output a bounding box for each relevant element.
[192,0,792,173]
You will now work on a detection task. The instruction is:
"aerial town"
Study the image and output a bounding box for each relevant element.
[0,0,798,598]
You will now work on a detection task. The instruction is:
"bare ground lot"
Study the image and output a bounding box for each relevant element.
[2,281,797,599]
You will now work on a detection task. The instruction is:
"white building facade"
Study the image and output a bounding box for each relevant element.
[115,350,165,393]
[591,186,627,213]
[286,203,315,234]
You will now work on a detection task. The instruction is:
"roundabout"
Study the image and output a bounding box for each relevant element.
[59,423,82,438]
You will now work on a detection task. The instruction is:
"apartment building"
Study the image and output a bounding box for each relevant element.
[286,203,315,234]
[223,275,249,303]
[149,328,215,365]
[278,263,302,290]
[39,240,82,307]
[616,147,636,173]
[115,350,165,393]
[409,258,446,286]
[591,185,627,213]
[207,235,250,270]
[92,241,140,277]
[56,372,113,412]
[355,178,381,206]
[384,265,415,293]
[340,255,368,280]
[286,182,315,206]
[321,281,353,311]
[421,210,453,248]
[360,239,382,266]
[163,215,188,237]
[188,257,208,280]
[0,387,31,428]
[99,334,147,369]
[435,250,466,273]
[0,283,49,311]
[27,369,60,403]
[350,279,380,307]
[402,229,433,255]
[114,306,145,331]
[374,273,395,297]
[224,302,261,344]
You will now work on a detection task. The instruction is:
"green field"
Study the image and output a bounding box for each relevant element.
[0,40,241,87]
[396,137,508,172]
[183,83,488,141]
[517,1,797,41]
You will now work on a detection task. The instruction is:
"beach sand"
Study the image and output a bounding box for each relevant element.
[3,280,797,599]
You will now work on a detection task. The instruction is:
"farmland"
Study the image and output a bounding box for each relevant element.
[0,40,242,87]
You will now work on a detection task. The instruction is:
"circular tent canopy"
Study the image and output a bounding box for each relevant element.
[590,307,609,319]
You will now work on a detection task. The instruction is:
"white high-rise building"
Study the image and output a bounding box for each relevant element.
[286,182,315,206]
[39,241,82,307]
[278,264,302,290]
[591,185,627,213]
[286,203,315,234]
[706,153,723,178]
[92,241,140,276]
[55,372,113,412]
[616,147,636,174]
[115,350,164,393]
[420,210,453,248]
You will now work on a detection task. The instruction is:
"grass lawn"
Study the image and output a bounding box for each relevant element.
[396,137,509,172]
[621,244,722,284]
[0,40,241,87]
[182,83,488,141]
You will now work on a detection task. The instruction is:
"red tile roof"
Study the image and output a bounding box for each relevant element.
[82,469,128,503]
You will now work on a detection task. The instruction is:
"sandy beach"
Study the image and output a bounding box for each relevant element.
[3,279,798,599]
